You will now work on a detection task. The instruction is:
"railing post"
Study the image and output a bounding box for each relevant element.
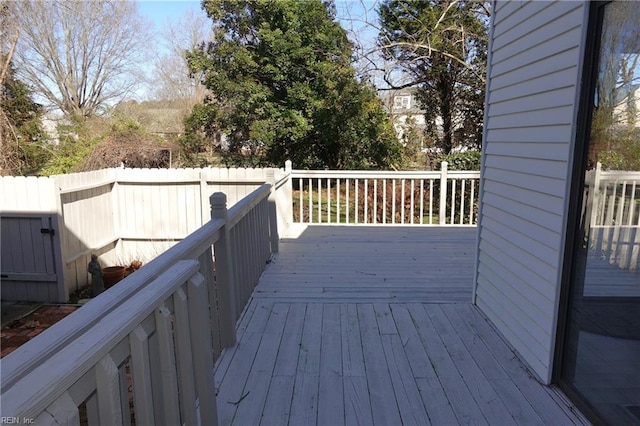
[267,169,280,253]
[439,161,448,225]
[210,192,237,348]
[285,160,294,228]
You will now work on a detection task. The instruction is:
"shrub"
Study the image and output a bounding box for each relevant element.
[436,150,482,171]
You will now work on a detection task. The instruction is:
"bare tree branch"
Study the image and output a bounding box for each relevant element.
[12,0,152,117]
[0,28,18,86]
[152,8,211,105]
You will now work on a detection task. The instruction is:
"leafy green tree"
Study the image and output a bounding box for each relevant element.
[378,0,488,154]
[186,0,402,169]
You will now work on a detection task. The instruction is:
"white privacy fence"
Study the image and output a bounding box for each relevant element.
[291,162,480,225]
[0,167,289,302]
[0,184,277,425]
[585,163,640,270]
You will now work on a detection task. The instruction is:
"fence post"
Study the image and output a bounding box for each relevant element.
[200,170,209,227]
[210,192,237,348]
[439,161,448,225]
[51,177,67,303]
[266,169,280,253]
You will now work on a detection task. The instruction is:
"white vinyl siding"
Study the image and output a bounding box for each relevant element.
[475,1,588,384]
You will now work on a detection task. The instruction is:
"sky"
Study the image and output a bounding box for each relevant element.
[136,0,379,44]
[137,1,204,29]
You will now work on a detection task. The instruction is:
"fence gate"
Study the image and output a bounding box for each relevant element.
[1,214,64,302]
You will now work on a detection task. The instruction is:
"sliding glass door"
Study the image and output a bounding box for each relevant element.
[559,2,640,424]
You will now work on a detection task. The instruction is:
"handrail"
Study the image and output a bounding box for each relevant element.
[291,169,479,179]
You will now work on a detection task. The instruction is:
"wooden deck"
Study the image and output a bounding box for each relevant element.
[214,226,587,425]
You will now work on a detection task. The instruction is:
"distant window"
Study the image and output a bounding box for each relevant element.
[393,95,411,110]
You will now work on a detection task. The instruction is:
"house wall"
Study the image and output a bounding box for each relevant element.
[474,1,589,384]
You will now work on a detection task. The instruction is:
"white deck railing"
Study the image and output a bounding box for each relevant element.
[0,183,281,425]
[585,163,640,270]
[291,162,480,225]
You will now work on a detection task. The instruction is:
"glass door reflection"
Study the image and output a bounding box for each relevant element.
[561,2,640,424]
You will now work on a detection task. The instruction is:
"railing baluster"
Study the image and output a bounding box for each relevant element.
[627,181,636,226]
[346,178,350,223]
[392,179,396,224]
[470,179,476,224]
[37,392,79,425]
[95,354,124,426]
[383,179,387,224]
[328,178,331,224]
[400,179,407,223]
[119,361,132,426]
[460,179,466,225]
[309,178,313,223]
[86,393,99,424]
[130,326,155,426]
[373,179,378,224]
[611,182,626,265]
[155,306,181,426]
[336,179,341,223]
[410,179,415,224]
[318,178,322,223]
[429,180,434,224]
[420,180,424,224]
[173,287,198,426]
[243,215,252,300]
[451,179,456,224]
[364,179,368,224]
[299,178,303,223]
[439,161,448,225]
[188,273,218,426]
[355,178,359,224]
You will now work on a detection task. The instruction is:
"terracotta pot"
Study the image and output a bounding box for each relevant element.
[102,266,126,289]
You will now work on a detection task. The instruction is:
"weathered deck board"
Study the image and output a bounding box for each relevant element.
[289,303,322,426]
[214,226,588,425]
[318,304,344,426]
[254,225,476,303]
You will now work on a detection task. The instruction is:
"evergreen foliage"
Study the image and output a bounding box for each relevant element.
[437,150,481,171]
[0,62,49,175]
[185,0,403,169]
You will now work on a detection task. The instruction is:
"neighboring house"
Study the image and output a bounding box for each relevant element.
[381,89,428,147]
[614,83,640,128]
[475,1,639,424]
[381,89,473,154]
